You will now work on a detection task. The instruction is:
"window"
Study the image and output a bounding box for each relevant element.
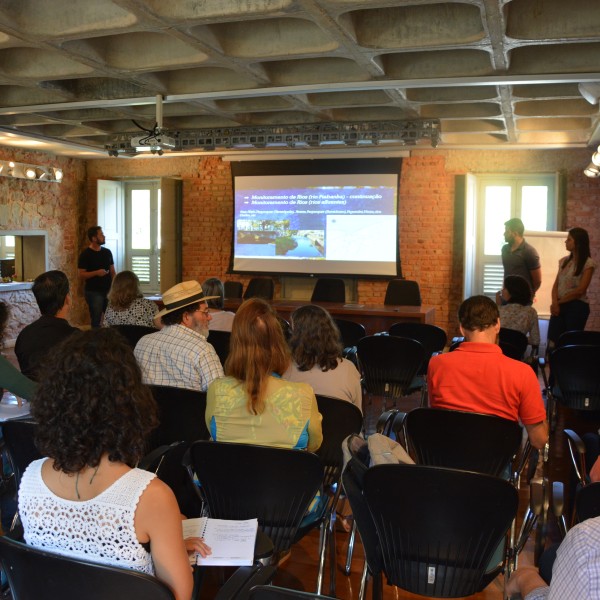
[125,181,161,292]
[464,174,557,298]
[98,178,180,295]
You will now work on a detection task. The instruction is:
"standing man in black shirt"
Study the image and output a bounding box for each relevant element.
[78,226,115,328]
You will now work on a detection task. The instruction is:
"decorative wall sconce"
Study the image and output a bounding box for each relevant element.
[0,160,62,183]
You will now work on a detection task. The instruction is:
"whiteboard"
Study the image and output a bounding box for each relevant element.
[525,231,568,319]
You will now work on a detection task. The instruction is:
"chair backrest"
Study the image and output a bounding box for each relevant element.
[243,278,274,300]
[147,385,210,450]
[0,535,175,600]
[314,395,363,488]
[186,441,323,553]
[499,327,528,360]
[576,482,600,523]
[388,322,447,374]
[558,330,600,347]
[2,420,41,489]
[403,407,523,478]
[224,281,243,299]
[310,278,345,303]
[140,442,202,518]
[384,279,421,306]
[357,335,426,398]
[550,345,600,410]
[111,325,157,348]
[364,464,518,597]
[207,330,231,367]
[333,318,366,349]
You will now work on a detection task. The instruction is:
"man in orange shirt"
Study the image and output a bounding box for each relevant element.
[427,295,548,449]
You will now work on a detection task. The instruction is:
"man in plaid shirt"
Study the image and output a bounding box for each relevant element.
[134,281,223,391]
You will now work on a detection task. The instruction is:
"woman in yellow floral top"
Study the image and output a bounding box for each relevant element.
[206,298,322,452]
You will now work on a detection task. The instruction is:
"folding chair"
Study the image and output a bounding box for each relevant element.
[364,464,518,598]
[356,335,425,409]
[147,386,210,450]
[184,441,323,559]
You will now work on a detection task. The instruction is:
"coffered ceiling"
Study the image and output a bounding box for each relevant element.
[0,0,599,158]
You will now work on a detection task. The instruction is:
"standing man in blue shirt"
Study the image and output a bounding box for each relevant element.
[78,226,115,328]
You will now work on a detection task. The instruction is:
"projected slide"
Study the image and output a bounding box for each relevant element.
[232,173,398,276]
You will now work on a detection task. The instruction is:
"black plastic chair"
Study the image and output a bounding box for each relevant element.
[364,464,518,598]
[383,279,421,306]
[243,278,274,300]
[147,386,210,450]
[311,278,345,303]
[184,441,323,558]
[499,327,528,360]
[558,330,600,347]
[294,395,362,595]
[402,407,524,480]
[544,345,600,430]
[0,534,175,600]
[111,324,157,348]
[140,441,202,518]
[333,319,366,349]
[389,322,447,403]
[0,534,275,600]
[356,335,426,409]
[2,420,40,491]
[224,281,243,299]
[207,330,231,367]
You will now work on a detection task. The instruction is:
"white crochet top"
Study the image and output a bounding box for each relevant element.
[19,459,156,575]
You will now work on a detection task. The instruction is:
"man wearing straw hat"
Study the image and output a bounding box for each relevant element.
[134,280,224,391]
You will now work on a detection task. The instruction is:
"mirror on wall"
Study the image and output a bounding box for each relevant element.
[0,232,47,282]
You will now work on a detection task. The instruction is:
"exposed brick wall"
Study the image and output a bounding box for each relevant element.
[45,147,600,336]
[0,148,88,332]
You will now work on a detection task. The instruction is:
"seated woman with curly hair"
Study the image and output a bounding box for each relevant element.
[103,270,159,328]
[18,328,208,600]
[283,304,362,411]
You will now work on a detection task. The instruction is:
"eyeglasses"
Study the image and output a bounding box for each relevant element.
[195,308,210,316]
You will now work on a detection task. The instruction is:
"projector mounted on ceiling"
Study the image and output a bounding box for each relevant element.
[130,131,177,154]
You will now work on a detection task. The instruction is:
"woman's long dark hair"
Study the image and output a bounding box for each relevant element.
[562,227,591,276]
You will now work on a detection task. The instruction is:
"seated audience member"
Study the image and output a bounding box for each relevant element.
[283,304,362,410]
[103,270,159,328]
[507,515,600,599]
[19,329,209,600]
[15,270,78,380]
[427,295,548,449]
[206,298,323,452]
[134,281,223,390]
[0,301,35,400]
[202,277,235,332]
[499,275,541,346]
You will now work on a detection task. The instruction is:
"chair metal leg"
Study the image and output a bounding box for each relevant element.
[328,515,337,596]
[315,520,328,595]
[358,560,368,600]
[345,520,357,575]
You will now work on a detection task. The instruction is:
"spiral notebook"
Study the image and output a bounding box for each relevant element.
[182,517,258,566]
